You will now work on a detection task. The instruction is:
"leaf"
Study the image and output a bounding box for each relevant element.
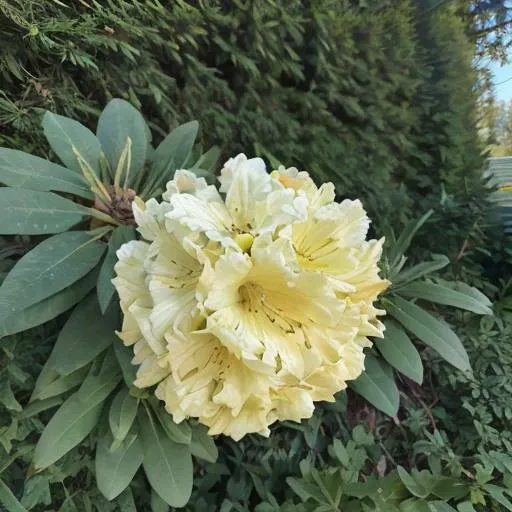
[32,294,118,396]
[151,490,170,512]
[349,354,400,417]
[428,503,457,512]
[387,296,471,372]
[0,231,105,322]
[97,226,136,313]
[0,478,27,512]
[150,398,191,445]
[389,210,433,268]
[97,99,149,180]
[0,268,97,339]
[0,148,92,199]
[21,476,51,510]
[138,403,193,508]
[191,145,221,172]
[376,320,423,384]
[117,488,137,512]
[33,350,121,470]
[42,111,102,174]
[109,388,139,445]
[398,281,492,315]
[189,424,218,463]
[0,377,22,412]
[393,255,450,285]
[0,188,88,235]
[396,466,429,498]
[151,121,199,187]
[113,341,137,387]
[484,484,512,511]
[32,366,89,401]
[95,429,143,501]
[20,396,64,419]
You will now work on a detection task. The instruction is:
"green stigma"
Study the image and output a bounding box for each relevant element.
[234,233,254,253]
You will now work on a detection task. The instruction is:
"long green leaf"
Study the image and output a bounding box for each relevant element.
[97,99,149,181]
[0,268,97,339]
[0,231,105,322]
[349,354,400,417]
[42,111,102,174]
[0,148,92,199]
[149,398,191,445]
[138,403,193,508]
[0,188,88,235]
[97,225,136,313]
[113,341,137,388]
[33,350,121,470]
[150,121,199,190]
[109,388,139,445]
[32,294,118,396]
[398,281,492,315]
[189,424,218,463]
[95,429,143,501]
[392,255,449,286]
[376,320,423,384]
[389,210,433,268]
[387,296,471,372]
[32,366,89,402]
[0,478,27,512]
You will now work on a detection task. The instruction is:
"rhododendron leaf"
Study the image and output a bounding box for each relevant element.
[0,231,105,322]
[138,403,193,508]
[0,148,93,199]
[0,188,88,235]
[33,350,122,470]
[389,209,433,269]
[31,366,89,402]
[349,354,400,417]
[0,268,97,339]
[149,398,191,445]
[42,111,102,175]
[95,429,143,501]
[97,225,136,313]
[152,121,198,181]
[189,424,218,463]
[109,388,139,445]
[97,99,149,182]
[190,145,221,174]
[399,281,492,315]
[113,341,137,388]
[32,294,118,397]
[376,320,423,384]
[387,296,471,372]
[392,255,449,285]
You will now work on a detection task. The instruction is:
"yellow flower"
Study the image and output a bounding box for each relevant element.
[113,155,388,440]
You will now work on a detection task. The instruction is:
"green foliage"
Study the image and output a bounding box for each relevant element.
[0,1,507,511]
[0,0,484,230]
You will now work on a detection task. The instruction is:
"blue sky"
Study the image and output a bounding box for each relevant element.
[489,55,512,102]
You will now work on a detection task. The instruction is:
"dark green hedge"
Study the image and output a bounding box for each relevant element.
[0,0,484,228]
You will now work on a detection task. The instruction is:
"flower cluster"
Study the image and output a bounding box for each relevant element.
[113,155,388,440]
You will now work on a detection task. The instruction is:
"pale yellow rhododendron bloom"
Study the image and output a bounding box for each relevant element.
[113,154,389,441]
